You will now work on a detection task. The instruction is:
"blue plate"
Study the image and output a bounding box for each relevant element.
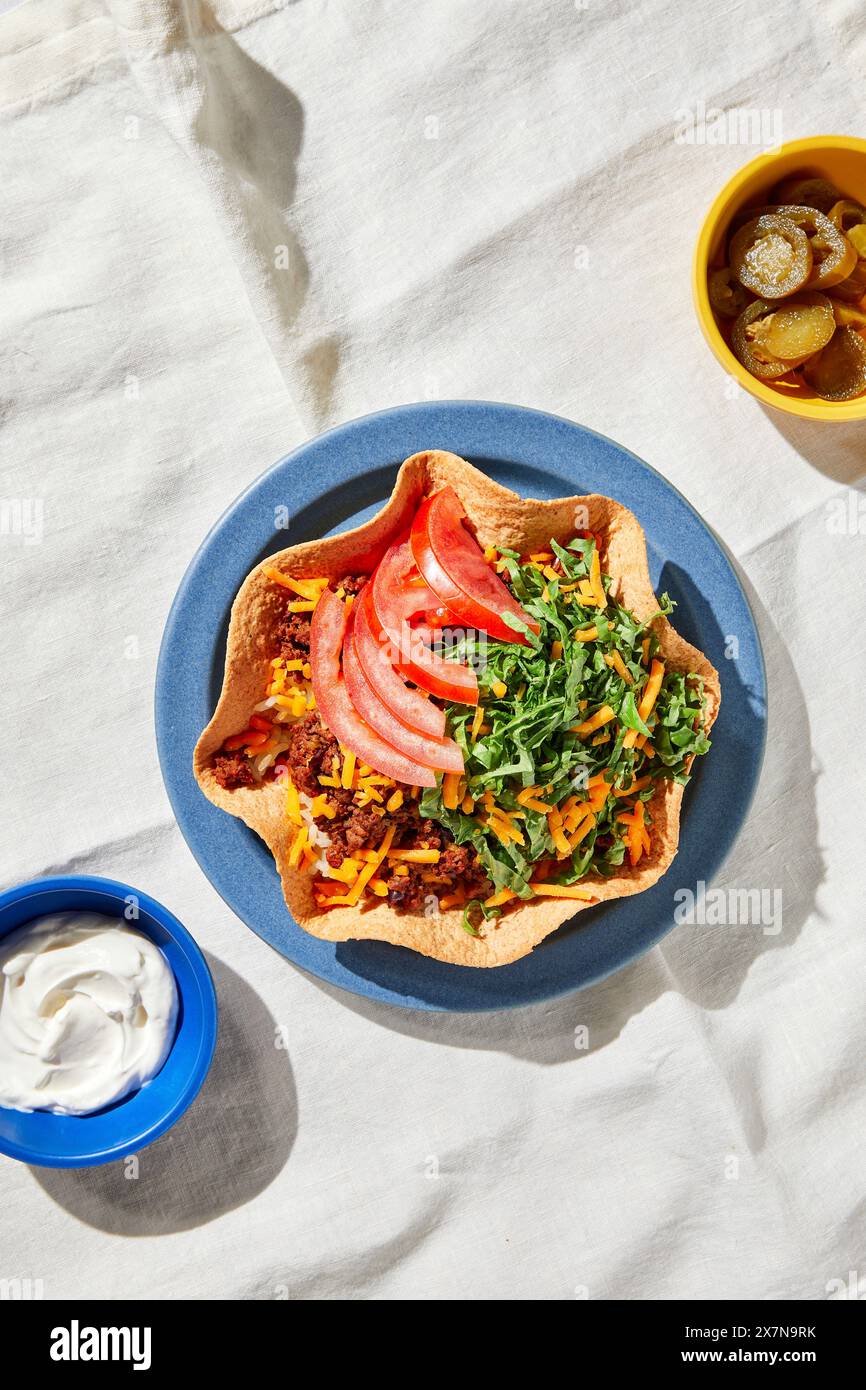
[156,402,766,1012]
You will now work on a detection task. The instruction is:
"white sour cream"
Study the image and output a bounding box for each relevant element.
[0,912,178,1115]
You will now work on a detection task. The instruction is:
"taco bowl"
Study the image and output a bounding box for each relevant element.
[194,451,720,968]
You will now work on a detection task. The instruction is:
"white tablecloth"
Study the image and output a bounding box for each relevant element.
[2,0,864,1301]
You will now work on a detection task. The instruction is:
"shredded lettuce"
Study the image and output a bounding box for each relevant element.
[462,899,502,935]
[421,538,711,887]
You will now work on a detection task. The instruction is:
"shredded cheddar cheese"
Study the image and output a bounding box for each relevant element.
[589,546,606,608]
[571,704,616,738]
[288,826,308,868]
[285,780,301,826]
[339,749,356,789]
[607,649,633,683]
[638,660,665,721]
[329,825,397,906]
[442,773,462,810]
[614,775,652,798]
[485,887,516,908]
[529,883,595,900]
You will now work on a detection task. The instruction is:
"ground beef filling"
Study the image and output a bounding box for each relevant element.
[275,612,311,664]
[329,573,367,595]
[380,840,493,913]
[274,573,365,663]
[285,711,339,797]
[285,712,491,911]
[214,577,365,784]
[212,574,490,909]
[211,752,256,790]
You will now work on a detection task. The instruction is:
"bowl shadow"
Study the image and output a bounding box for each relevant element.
[30,954,296,1235]
[758,406,866,485]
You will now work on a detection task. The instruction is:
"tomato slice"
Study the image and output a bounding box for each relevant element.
[370,542,479,706]
[344,609,463,773]
[383,561,463,629]
[353,588,447,739]
[309,588,437,786]
[410,489,539,644]
[423,605,457,629]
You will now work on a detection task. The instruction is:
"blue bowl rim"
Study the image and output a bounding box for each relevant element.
[0,874,218,1168]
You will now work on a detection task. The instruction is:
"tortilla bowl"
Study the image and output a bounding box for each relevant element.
[194,451,720,967]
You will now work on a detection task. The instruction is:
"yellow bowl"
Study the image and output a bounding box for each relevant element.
[693,135,866,421]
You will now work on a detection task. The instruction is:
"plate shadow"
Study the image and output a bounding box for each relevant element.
[305,559,818,1058]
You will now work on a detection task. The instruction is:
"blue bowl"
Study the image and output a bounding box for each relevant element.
[0,876,217,1168]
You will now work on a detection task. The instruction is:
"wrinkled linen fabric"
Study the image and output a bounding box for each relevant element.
[1,0,864,1301]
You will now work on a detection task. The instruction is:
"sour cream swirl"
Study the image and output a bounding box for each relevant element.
[0,912,178,1115]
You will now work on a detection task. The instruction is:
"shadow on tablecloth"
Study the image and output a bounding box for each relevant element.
[758,408,866,486]
[313,562,822,1077]
[29,953,296,1235]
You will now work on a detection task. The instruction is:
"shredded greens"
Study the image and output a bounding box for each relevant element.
[462,898,501,936]
[420,536,710,894]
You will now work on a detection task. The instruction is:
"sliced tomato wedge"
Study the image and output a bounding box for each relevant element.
[410,488,539,644]
[370,542,478,706]
[353,588,447,739]
[344,609,463,773]
[423,605,457,629]
[384,561,463,628]
[309,588,437,786]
